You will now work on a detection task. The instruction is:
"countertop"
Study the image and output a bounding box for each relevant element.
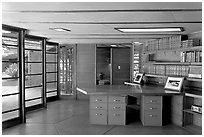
[77,83,184,96]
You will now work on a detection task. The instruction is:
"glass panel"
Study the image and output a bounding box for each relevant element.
[47,82,57,91]
[46,92,57,97]
[2,79,19,95]
[26,98,42,107]
[46,45,57,53]
[25,39,42,49]
[25,63,42,74]
[2,110,19,122]
[25,75,42,87]
[2,94,19,112]
[46,54,57,62]
[25,87,42,100]
[46,64,57,72]
[25,50,42,62]
[2,34,18,46]
[47,73,57,82]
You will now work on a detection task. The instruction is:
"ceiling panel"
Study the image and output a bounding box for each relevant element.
[2,2,202,44]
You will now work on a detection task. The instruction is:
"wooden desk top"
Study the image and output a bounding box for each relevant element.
[77,84,184,96]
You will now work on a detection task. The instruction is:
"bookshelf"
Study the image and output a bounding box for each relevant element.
[140,34,202,84]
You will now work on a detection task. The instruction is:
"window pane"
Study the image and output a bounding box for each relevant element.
[25,50,42,62]
[46,45,57,53]
[25,75,42,87]
[2,79,19,95]
[46,54,57,62]
[47,82,57,91]
[25,87,42,100]
[46,92,57,97]
[2,110,19,122]
[46,64,57,72]
[47,73,57,82]
[26,99,42,107]
[2,94,19,112]
[25,63,42,74]
[25,39,42,49]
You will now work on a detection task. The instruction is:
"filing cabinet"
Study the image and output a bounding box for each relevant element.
[108,96,126,125]
[141,95,163,126]
[89,95,127,125]
[89,95,108,125]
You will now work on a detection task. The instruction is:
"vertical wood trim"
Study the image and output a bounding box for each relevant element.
[42,39,47,108]
[130,45,134,82]
[57,43,60,99]
[74,44,77,100]
[110,48,113,85]
[19,30,26,123]
[94,45,97,85]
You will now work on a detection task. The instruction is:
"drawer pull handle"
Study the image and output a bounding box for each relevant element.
[96,113,102,116]
[113,107,120,109]
[96,99,102,102]
[96,106,102,109]
[150,100,157,103]
[114,100,120,102]
[114,114,120,116]
[149,115,157,117]
[149,107,157,110]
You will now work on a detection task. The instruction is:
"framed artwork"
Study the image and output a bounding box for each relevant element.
[133,73,143,84]
[164,77,184,91]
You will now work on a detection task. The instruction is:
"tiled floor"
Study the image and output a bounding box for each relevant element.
[2,96,194,135]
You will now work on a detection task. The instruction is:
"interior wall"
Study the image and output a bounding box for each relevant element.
[76,44,96,87]
[111,48,130,85]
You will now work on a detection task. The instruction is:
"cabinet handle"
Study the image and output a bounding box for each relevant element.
[114,114,120,116]
[96,113,102,116]
[150,100,157,103]
[113,99,120,102]
[149,107,157,110]
[95,99,102,102]
[113,107,120,109]
[96,106,102,109]
[149,115,157,117]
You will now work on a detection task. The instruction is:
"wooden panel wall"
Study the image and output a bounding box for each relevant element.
[76,44,96,87]
[112,48,130,85]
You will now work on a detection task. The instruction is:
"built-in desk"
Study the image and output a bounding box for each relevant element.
[77,84,184,126]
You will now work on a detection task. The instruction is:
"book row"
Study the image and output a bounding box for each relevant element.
[181,51,202,63]
[142,64,189,77]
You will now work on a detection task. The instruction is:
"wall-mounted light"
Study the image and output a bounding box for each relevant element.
[49,28,71,32]
[110,44,117,47]
[115,27,184,33]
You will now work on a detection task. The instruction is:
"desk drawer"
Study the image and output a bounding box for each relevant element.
[144,104,161,112]
[90,95,107,103]
[108,103,126,110]
[90,110,107,125]
[90,103,107,110]
[108,96,126,103]
[144,112,162,126]
[108,110,126,125]
[143,96,162,104]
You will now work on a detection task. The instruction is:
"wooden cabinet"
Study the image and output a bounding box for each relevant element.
[108,96,126,125]
[89,95,108,125]
[89,95,126,125]
[141,95,163,126]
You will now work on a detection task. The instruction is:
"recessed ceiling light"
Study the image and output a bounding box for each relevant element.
[49,28,71,32]
[115,27,184,33]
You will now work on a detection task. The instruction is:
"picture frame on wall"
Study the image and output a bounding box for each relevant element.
[164,77,184,92]
[133,73,144,84]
